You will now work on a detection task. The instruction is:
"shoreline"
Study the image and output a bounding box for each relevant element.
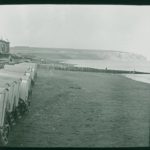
[39,63,150,84]
[122,74,150,84]
[39,63,150,74]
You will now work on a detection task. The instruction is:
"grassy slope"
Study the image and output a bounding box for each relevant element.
[10,47,146,61]
[7,68,150,147]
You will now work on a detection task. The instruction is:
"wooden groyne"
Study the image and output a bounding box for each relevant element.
[39,63,150,74]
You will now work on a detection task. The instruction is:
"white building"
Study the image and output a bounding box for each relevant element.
[0,40,10,54]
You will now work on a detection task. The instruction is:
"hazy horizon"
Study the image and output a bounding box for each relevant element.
[1,5,150,60]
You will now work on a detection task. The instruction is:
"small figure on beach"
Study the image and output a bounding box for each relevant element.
[41,58,44,64]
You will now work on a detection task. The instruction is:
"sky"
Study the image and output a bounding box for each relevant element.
[0,5,150,60]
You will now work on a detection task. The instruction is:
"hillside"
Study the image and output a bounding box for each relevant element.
[10,46,147,62]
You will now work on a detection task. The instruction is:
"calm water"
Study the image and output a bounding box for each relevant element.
[123,74,150,84]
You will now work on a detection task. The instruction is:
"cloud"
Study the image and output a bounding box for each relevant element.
[0,5,150,59]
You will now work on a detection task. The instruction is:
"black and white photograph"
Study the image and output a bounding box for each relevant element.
[0,3,150,148]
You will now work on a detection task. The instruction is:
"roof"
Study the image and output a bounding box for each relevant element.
[0,69,30,81]
[19,62,37,67]
[0,79,11,88]
[17,63,37,70]
[0,73,22,81]
[4,65,31,73]
[0,76,19,87]
[0,75,20,82]
[0,87,5,91]
[0,40,9,44]
[0,70,22,79]
[0,87,6,94]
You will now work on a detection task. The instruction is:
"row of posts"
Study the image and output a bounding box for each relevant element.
[38,63,146,74]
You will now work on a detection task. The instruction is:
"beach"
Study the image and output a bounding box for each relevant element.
[7,66,150,147]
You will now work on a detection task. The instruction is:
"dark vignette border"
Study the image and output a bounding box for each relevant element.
[0,0,150,5]
[0,0,150,150]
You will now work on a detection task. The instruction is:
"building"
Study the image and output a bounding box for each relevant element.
[0,40,10,54]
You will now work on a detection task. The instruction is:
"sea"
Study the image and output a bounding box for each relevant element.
[62,59,150,84]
